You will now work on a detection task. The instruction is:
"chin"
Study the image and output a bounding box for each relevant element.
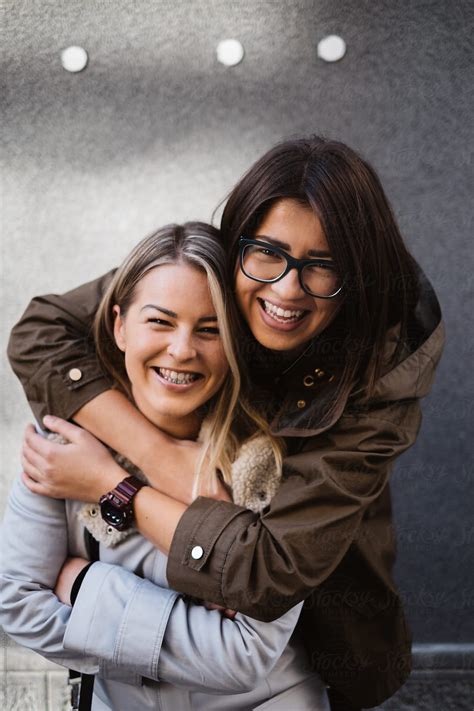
[144,396,189,420]
[157,402,194,419]
[254,324,315,352]
[258,333,300,351]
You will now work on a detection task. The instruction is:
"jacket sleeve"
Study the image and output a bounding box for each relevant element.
[6,271,116,423]
[1,477,301,694]
[0,477,140,686]
[64,563,302,693]
[0,476,99,673]
[166,398,422,621]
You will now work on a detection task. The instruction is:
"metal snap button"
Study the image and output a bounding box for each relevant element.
[68,368,83,382]
[303,375,315,387]
[191,545,204,560]
[314,368,325,378]
[297,400,306,409]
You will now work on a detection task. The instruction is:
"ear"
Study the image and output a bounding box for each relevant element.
[113,305,126,352]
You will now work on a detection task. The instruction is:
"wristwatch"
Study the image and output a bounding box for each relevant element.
[99,476,145,531]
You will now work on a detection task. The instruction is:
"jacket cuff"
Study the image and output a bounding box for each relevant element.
[167,496,255,606]
[28,360,111,423]
[63,562,178,681]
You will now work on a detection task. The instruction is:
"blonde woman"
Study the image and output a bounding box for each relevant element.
[1,223,329,710]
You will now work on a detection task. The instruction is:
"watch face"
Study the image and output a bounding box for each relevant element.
[100,499,130,530]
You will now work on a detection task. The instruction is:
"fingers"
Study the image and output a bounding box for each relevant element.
[24,424,56,459]
[203,602,237,619]
[204,602,223,611]
[21,450,43,482]
[21,470,62,499]
[21,423,63,494]
[22,437,46,473]
[43,415,81,442]
[22,471,46,495]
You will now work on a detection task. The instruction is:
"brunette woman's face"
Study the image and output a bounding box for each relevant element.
[114,263,229,438]
[235,199,341,352]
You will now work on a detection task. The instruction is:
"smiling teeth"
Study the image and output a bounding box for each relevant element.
[263,300,305,322]
[158,368,198,384]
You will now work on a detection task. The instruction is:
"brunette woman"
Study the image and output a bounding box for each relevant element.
[8,136,444,709]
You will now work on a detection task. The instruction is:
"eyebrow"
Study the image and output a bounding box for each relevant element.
[140,304,218,322]
[255,235,333,259]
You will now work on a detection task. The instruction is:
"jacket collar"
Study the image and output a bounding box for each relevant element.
[266,266,444,438]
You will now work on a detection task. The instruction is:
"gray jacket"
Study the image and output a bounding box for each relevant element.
[0,475,329,710]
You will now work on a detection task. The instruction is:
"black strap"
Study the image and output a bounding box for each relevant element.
[68,529,99,710]
[84,528,100,561]
[69,670,95,711]
[70,562,94,605]
[77,673,95,711]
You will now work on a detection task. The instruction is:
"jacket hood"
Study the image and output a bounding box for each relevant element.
[269,267,444,438]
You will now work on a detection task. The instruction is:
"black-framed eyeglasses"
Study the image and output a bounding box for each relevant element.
[239,237,343,299]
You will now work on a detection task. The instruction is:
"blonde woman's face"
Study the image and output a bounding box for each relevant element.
[114,263,229,438]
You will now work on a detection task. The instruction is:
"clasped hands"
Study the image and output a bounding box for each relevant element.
[21,415,231,503]
[21,415,235,617]
[22,416,120,502]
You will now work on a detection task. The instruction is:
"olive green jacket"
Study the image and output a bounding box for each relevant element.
[7,268,444,708]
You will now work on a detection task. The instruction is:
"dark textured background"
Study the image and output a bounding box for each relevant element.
[2,1,473,707]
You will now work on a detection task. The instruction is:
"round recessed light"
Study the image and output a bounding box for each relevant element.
[317,35,346,63]
[61,46,89,73]
[216,39,244,67]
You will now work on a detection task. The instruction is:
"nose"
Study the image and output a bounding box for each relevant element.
[167,329,197,362]
[270,267,306,301]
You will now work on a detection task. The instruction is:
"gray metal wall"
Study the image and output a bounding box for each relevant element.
[2,1,473,708]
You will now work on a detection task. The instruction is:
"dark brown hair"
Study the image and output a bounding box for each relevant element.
[220,136,419,406]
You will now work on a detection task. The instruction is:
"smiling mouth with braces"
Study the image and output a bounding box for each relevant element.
[259,298,308,323]
[153,367,202,385]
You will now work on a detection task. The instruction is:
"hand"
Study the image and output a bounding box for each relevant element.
[204,601,237,620]
[55,556,90,605]
[21,416,123,502]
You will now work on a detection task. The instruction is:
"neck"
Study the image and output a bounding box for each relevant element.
[131,389,202,440]
[149,411,202,439]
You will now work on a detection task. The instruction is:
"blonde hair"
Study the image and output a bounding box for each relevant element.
[94,222,283,496]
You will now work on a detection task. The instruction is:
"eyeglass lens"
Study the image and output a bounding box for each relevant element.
[241,244,340,298]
